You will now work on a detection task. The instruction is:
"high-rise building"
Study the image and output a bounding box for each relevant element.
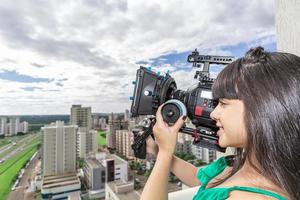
[92,115,107,130]
[9,117,20,136]
[70,105,92,130]
[116,130,134,159]
[176,132,192,153]
[77,127,98,158]
[124,109,130,121]
[19,121,29,133]
[92,114,99,130]
[191,145,216,163]
[0,117,7,136]
[42,121,77,176]
[99,117,107,130]
[106,113,128,149]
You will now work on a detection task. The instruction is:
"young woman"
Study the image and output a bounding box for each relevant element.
[140,47,300,200]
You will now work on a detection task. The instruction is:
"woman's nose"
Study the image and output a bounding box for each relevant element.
[210,108,218,121]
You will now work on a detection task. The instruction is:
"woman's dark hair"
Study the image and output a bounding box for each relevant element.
[211,46,300,200]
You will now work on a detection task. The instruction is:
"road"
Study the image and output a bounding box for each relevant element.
[0,134,40,162]
[7,150,41,200]
[0,135,30,154]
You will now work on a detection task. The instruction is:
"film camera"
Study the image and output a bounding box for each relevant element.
[130,49,235,159]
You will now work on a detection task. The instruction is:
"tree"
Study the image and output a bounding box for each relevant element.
[194,159,206,167]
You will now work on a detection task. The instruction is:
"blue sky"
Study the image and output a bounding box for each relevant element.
[0,0,277,115]
[137,40,277,72]
[0,70,53,83]
[0,41,277,85]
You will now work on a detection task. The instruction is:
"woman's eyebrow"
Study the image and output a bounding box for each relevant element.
[219,98,230,103]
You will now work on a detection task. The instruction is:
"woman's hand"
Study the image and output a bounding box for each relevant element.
[130,128,159,157]
[140,104,186,200]
[152,104,186,155]
[146,136,159,157]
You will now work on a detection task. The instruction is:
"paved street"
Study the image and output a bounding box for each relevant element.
[7,150,41,200]
[0,134,39,162]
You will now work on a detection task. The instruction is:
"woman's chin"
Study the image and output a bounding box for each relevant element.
[218,137,231,148]
[218,142,227,148]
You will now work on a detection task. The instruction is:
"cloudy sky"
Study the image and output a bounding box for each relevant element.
[0,0,276,115]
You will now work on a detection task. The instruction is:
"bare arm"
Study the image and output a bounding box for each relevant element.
[141,105,187,200]
[171,155,201,187]
[141,151,173,200]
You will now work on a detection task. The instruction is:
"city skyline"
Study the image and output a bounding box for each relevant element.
[0,0,276,115]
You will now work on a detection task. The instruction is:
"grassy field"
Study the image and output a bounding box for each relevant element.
[0,137,41,200]
[0,134,37,159]
[0,136,40,174]
[0,135,29,148]
[97,131,106,146]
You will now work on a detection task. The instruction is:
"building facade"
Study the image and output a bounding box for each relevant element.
[70,105,92,130]
[8,117,20,136]
[275,0,300,56]
[20,121,29,133]
[0,117,7,136]
[105,180,138,200]
[77,128,98,158]
[106,113,129,149]
[124,109,130,121]
[83,158,106,190]
[41,173,81,200]
[101,154,129,183]
[42,121,77,176]
[116,130,134,159]
[191,145,216,164]
[176,132,192,154]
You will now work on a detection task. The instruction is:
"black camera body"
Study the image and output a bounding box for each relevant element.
[130,49,235,158]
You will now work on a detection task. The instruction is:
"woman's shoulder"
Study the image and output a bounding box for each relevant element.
[206,168,289,200]
[226,191,284,200]
[205,165,233,188]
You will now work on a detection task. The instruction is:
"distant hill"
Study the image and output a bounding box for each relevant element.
[19,115,70,124]
[0,112,125,125]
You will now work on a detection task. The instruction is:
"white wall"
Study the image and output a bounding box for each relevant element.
[275,0,300,56]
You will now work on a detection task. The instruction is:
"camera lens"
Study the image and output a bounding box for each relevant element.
[161,100,187,125]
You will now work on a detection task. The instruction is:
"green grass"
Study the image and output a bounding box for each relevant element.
[0,135,38,159]
[0,135,29,148]
[97,131,107,146]
[0,140,9,148]
[0,142,39,200]
[0,136,41,174]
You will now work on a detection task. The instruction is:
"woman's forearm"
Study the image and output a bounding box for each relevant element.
[141,151,173,200]
[170,155,201,187]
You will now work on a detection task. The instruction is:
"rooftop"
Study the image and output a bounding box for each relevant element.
[107,180,139,200]
[85,158,105,169]
[107,154,128,165]
[42,173,80,189]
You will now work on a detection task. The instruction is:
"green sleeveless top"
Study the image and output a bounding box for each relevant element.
[193,156,287,200]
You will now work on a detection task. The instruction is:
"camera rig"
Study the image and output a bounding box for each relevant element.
[130,49,235,159]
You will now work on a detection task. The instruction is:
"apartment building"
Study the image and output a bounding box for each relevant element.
[42,121,77,176]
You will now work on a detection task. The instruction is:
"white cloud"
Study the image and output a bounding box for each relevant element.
[0,0,276,115]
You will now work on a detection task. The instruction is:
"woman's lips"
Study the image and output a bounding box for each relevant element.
[217,128,224,136]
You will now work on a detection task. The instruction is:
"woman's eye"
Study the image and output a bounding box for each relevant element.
[219,101,226,106]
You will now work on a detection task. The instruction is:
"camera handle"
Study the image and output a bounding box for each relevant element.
[131,117,226,159]
[131,118,156,159]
